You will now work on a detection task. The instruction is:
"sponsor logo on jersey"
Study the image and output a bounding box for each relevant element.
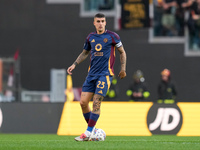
[91,39,95,42]
[94,52,103,56]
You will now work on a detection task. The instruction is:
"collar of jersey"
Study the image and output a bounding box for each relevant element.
[95,29,107,35]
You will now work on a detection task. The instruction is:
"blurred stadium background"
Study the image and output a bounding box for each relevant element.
[0,0,200,136]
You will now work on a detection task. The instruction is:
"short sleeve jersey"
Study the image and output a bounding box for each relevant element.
[83,30,122,76]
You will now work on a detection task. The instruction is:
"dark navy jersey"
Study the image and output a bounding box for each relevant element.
[83,30,122,76]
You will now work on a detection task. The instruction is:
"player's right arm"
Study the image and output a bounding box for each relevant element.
[117,46,127,79]
[67,49,90,75]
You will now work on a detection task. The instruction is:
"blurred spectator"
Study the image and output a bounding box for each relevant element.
[126,70,150,101]
[175,0,191,36]
[84,0,114,11]
[99,0,114,10]
[161,0,178,36]
[153,0,188,36]
[187,0,200,50]
[105,75,119,101]
[153,0,165,36]
[157,69,177,104]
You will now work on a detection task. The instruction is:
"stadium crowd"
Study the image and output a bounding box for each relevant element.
[153,0,200,50]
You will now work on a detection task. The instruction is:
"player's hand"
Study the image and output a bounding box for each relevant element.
[67,64,76,75]
[118,70,126,79]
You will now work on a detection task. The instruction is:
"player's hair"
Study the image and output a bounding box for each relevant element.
[94,13,105,18]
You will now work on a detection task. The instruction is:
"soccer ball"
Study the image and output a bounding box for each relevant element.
[90,128,106,141]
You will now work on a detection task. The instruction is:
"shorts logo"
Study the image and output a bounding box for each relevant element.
[103,38,108,43]
[147,104,182,135]
[95,44,102,51]
[98,90,103,94]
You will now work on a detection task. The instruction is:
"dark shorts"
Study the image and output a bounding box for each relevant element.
[82,75,113,97]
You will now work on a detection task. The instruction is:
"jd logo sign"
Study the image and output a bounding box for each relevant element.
[147,104,182,134]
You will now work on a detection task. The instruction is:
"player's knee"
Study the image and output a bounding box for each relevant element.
[80,100,88,108]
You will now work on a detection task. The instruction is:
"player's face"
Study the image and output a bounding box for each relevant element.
[93,17,106,34]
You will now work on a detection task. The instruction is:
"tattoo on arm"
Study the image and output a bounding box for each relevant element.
[75,50,89,65]
[118,46,127,71]
[73,61,78,66]
[93,95,104,113]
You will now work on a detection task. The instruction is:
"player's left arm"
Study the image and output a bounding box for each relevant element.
[117,46,127,79]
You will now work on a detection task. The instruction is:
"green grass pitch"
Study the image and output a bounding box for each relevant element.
[0,134,200,150]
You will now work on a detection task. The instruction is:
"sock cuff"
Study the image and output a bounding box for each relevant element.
[86,126,93,132]
[83,111,91,119]
[90,113,99,121]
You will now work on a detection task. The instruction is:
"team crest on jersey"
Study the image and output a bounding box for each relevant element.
[103,38,108,43]
[95,43,102,51]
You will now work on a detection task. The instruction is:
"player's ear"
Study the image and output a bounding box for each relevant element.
[93,18,96,25]
[104,18,106,26]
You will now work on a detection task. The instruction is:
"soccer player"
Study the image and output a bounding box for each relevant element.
[67,13,127,141]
